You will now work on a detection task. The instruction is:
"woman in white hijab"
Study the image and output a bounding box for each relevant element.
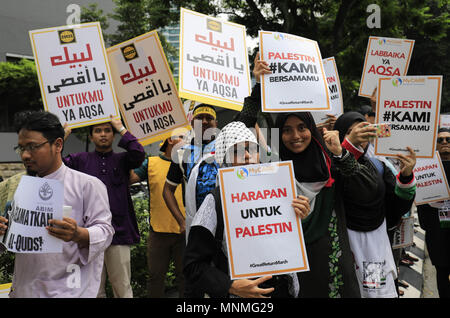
[183,121,310,298]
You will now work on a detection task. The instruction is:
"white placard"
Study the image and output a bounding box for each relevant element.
[392,216,415,249]
[375,76,442,158]
[311,57,344,125]
[359,36,414,97]
[414,152,450,205]
[29,22,120,128]
[259,31,330,113]
[2,176,64,253]
[179,8,251,111]
[107,31,190,146]
[439,114,450,129]
[218,161,309,279]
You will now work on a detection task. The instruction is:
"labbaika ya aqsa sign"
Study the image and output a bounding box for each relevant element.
[359,36,414,97]
[29,22,120,128]
[218,161,309,280]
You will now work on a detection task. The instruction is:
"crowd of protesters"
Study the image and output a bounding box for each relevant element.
[0,52,449,299]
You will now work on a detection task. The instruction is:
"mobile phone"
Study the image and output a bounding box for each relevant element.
[370,123,391,138]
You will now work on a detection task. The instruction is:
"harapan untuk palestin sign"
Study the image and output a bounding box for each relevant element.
[218,161,309,280]
[414,151,450,205]
[29,22,120,129]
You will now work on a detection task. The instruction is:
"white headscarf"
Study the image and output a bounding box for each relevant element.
[214,121,259,166]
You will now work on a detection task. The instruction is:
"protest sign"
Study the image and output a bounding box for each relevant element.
[392,216,415,249]
[439,114,450,129]
[359,36,414,97]
[375,76,442,158]
[311,57,344,125]
[1,176,63,253]
[29,22,120,128]
[107,30,190,146]
[438,201,450,223]
[218,161,309,279]
[259,31,330,112]
[179,8,251,111]
[414,152,450,205]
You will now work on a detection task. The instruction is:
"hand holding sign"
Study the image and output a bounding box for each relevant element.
[47,217,89,248]
[0,216,7,236]
[253,52,271,83]
[395,146,417,177]
[292,195,310,219]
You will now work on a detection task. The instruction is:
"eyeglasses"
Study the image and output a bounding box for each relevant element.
[437,137,450,144]
[14,140,50,155]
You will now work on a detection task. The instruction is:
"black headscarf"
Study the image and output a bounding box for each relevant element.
[333,111,366,144]
[275,112,333,186]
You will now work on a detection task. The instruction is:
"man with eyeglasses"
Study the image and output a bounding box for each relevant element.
[0,110,114,298]
[417,127,450,298]
[62,115,145,298]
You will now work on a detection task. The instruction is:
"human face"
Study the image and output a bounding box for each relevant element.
[90,123,114,152]
[437,132,450,160]
[281,115,312,153]
[192,113,217,139]
[17,129,63,177]
[229,141,259,167]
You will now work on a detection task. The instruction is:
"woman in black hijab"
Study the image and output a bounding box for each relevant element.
[334,111,416,298]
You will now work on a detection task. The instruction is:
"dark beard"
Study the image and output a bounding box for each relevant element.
[26,168,38,176]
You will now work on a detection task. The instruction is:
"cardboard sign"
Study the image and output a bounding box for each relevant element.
[375,76,442,158]
[438,201,450,223]
[218,161,309,279]
[107,31,190,146]
[1,176,63,253]
[359,36,414,97]
[392,216,415,249]
[311,57,344,125]
[414,152,450,205]
[179,8,251,111]
[29,22,120,128]
[259,31,330,112]
[439,114,450,129]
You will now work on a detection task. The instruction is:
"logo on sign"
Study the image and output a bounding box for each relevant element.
[236,167,249,180]
[121,44,139,61]
[392,78,403,87]
[58,29,76,44]
[207,19,222,32]
[39,182,53,201]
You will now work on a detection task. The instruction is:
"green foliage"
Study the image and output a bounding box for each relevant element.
[0,59,42,131]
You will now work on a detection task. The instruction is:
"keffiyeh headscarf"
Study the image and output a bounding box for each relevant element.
[214,121,259,167]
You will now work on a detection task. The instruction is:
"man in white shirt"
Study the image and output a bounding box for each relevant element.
[0,111,114,297]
